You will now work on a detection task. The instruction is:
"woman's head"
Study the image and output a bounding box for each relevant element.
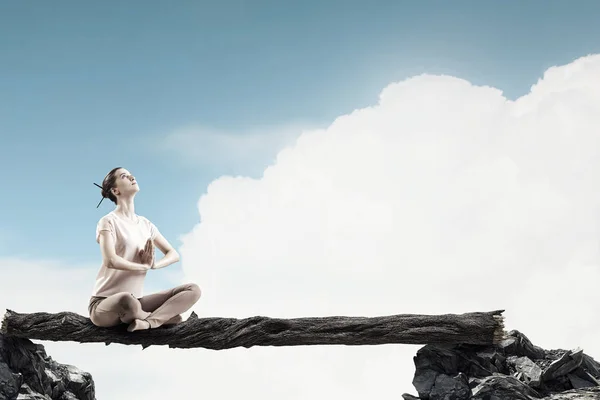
[99,167,139,205]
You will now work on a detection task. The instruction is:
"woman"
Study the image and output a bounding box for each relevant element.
[89,167,201,332]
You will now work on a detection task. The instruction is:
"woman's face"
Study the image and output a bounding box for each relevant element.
[112,168,139,196]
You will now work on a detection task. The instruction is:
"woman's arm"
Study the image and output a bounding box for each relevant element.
[151,231,180,270]
[98,231,150,272]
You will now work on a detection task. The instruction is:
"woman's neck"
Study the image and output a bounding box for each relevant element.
[114,199,135,219]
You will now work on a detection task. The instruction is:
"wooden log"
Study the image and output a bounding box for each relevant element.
[1,309,506,350]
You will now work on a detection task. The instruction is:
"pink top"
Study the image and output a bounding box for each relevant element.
[92,211,160,298]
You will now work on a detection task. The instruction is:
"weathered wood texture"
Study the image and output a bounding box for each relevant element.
[1,309,506,350]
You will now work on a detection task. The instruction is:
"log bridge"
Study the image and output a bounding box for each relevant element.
[1,309,506,350]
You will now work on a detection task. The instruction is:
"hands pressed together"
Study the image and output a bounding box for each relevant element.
[138,238,155,270]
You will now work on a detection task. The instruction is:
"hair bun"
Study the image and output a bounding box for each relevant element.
[95,167,122,208]
[101,187,109,198]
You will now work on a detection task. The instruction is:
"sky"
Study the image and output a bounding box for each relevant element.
[2,1,600,399]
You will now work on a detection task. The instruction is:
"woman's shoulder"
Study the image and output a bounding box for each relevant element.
[97,211,117,223]
[136,215,159,235]
[137,214,154,226]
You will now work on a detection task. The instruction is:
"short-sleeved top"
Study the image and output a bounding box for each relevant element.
[92,211,160,298]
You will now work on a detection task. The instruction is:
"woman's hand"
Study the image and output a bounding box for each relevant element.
[138,238,155,269]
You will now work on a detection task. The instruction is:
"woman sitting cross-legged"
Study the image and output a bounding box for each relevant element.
[88,166,201,332]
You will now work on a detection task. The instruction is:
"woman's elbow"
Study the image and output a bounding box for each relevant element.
[106,256,118,269]
[165,247,180,263]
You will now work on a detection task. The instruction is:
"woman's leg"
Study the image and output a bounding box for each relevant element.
[90,292,151,327]
[129,283,201,331]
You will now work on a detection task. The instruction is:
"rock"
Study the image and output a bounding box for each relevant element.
[498,330,545,360]
[0,333,95,400]
[543,349,585,382]
[542,386,600,399]
[583,355,600,379]
[0,358,22,400]
[408,330,600,400]
[569,372,598,390]
[471,374,541,399]
[507,355,543,387]
[429,373,471,400]
[568,365,600,389]
[411,344,499,398]
[16,382,50,399]
[59,391,80,400]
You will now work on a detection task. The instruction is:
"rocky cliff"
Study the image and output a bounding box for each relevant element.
[402,330,600,400]
[0,333,95,400]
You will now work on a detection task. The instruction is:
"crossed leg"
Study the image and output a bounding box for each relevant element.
[128,283,202,332]
[90,292,151,328]
[89,283,201,332]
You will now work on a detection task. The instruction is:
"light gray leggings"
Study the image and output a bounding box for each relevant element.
[89,283,201,328]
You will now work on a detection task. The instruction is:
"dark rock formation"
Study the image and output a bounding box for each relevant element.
[1,309,506,350]
[402,330,600,400]
[0,333,95,400]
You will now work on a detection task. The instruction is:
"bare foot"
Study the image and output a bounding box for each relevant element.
[132,310,151,320]
[127,319,151,332]
[163,315,183,325]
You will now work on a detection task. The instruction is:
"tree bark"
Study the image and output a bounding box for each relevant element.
[1,309,506,350]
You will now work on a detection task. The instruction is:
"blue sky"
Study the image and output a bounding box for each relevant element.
[1,0,600,290]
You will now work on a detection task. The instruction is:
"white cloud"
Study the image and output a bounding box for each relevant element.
[3,54,600,400]
[178,54,600,397]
